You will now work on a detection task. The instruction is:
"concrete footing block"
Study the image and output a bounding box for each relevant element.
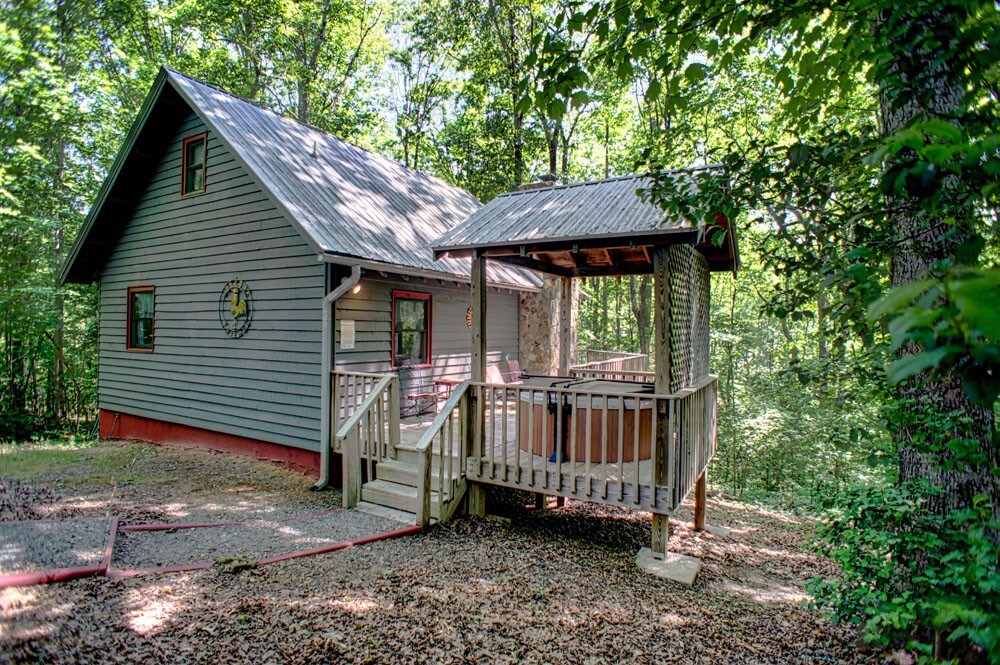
[706,524,731,538]
[636,547,701,585]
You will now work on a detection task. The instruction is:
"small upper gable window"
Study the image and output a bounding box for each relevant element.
[182,133,207,196]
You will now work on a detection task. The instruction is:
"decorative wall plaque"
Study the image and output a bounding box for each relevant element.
[219,278,253,338]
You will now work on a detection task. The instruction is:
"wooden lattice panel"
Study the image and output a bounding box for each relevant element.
[692,252,711,381]
[666,246,711,391]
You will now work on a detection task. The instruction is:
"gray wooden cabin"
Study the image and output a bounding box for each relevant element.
[60,67,539,473]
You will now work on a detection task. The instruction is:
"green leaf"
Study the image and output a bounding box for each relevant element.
[868,280,934,320]
[684,62,709,82]
[547,97,566,120]
[644,79,662,103]
[788,143,810,166]
[886,347,951,383]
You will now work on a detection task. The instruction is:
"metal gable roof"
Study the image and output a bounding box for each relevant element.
[61,67,538,289]
[431,168,739,276]
[433,172,695,251]
[165,69,538,289]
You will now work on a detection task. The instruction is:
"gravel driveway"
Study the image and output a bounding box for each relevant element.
[0,440,866,664]
[0,519,111,575]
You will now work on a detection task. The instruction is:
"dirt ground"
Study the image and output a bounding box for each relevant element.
[0,440,868,664]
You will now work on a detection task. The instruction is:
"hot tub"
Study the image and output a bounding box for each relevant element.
[516,377,654,463]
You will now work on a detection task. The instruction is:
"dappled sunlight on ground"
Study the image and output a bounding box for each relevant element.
[329,596,381,614]
[0,440,866,664]
[124,586,185,635]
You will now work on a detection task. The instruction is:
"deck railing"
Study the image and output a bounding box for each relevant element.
[568,352,653,382]
[335,372,400,508]
[333,370,395,436]
[412,382,468,526]
[577,349,649,367]
[465,375,716,513]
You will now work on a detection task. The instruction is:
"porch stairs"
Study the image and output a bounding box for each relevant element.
[358,441,466,522]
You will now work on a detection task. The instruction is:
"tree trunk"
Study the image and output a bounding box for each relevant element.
[880,7,998,521]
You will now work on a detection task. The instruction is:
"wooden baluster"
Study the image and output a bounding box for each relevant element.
[633,396,641,505]
[489,385,497,480]
[553,390,563,492]
[568,390,577,496]
[501,387,509,483]
[447,408,454,500]
[601,394,608,500]
[584,393,593,498]
[616,395,625,502]
[667,397,676,507]
[527,389,536,490]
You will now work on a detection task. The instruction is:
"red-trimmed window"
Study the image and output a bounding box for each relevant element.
[392,291,431,368]
[181,133,207,196]
[127,286,155,351]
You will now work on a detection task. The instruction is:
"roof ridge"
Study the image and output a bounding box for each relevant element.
[162,66,480,204]
[493,165,720,199]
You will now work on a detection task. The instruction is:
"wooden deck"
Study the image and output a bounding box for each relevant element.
[400,408,675,514]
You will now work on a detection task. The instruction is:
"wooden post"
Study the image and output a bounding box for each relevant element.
[471,253,487,383]
[693,470,707,531]
[388,375,401,458]
[417,449,432,528]
[466,253,487,517]
[651,246,672,556]
[343,429,360,508]
[557,277,574,375]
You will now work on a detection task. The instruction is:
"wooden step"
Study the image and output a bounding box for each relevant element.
[353,501,417,524]
[392,447,463,468]
[377,459,462,487]
[361,479,445,520]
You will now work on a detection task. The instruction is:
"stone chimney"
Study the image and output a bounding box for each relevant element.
[518,173,559,191]
[518,277,579,376]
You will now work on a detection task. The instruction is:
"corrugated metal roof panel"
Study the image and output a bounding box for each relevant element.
[166,69,537,289]
[432,172,706,252]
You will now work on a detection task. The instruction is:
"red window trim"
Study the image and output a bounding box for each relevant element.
[391,290,432,370]
[126,286,155,352]
[181,133,208,197]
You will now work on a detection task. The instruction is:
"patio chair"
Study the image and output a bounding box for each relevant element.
[485,364,506,384]
[502,359,525,384]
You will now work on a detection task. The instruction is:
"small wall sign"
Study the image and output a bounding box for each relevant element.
[340,319,356,349]
[219,278,253,338]
[466,306,473,329]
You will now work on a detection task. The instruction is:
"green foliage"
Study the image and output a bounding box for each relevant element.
[810,485,999,662]
[869,268,1000,404]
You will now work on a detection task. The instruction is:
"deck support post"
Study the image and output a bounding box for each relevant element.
[693,470,707,531]
[651,246,672,557]
[466,252,487,518]
[557,277,575,375]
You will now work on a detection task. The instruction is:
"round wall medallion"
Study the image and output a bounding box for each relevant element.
[219,278,253,338]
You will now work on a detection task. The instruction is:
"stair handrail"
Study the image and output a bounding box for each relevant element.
[413,380,470,527]
[338,373,397,508]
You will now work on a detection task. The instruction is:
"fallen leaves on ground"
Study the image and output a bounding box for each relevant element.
[0,441,869,664]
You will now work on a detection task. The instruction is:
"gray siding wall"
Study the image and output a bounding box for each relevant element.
[98,112,325,451]
[334,275,520,397]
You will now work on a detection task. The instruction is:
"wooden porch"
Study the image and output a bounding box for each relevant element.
[329,349,715,538]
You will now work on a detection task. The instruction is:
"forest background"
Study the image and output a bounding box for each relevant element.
[1,0,997,660]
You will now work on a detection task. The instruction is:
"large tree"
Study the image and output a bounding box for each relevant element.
[530,0,998,657]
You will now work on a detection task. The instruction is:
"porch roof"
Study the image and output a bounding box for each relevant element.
[432,170,739,277]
